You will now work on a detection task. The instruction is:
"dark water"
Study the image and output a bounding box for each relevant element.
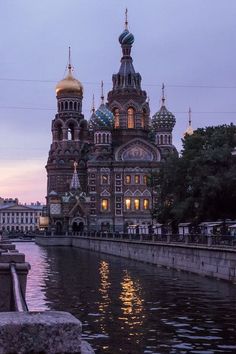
[16,242,236,354]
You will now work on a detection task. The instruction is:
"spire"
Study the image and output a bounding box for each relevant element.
[101,80,104,104]
[188,107,192,126]
[125,8,128,30]
[184,107,194,136]
[161,83,166,106]
[68,46,73,75]
[70,161,81,190]
[91,94,95,113]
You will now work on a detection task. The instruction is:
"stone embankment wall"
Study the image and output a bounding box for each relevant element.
[36,236,236,283]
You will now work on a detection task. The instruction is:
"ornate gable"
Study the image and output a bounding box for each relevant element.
[115,138,161,162]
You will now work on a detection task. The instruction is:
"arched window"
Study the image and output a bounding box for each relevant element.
[74,102,77,110]
[164,135,167,144]
[114,108,120,128]
[69,101,73,110]
[65,101,68,110]
[160,135,163,145]
[168,135,171,144]
[61,102,64,110]
[68,123,75,140]
[127,107,135,128]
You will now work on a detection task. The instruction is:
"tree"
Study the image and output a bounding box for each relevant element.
[153,124,236,224]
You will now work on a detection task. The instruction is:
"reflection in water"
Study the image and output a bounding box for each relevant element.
[16,243,236,354]
[98,260,111,337]
[119,270,144,333]
[99,260,111,313]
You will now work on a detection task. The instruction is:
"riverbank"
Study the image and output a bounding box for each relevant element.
[36,235,236,283]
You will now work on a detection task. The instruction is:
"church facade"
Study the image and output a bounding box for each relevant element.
[45,19,177,234]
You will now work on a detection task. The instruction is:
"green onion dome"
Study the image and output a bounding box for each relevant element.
[119,29,135,45]
[92,103,114,130]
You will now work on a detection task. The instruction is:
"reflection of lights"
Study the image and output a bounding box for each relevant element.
[119,271,144,331]
[99,260,111,313]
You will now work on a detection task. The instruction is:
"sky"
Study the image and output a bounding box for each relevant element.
[0,0,236,203]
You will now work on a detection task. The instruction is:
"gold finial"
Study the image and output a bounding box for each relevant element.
[101,80,104,103]
[91,94,95,113]
[162,83,165,105]
[188,107,192,126]
[125,8,128,30]
[73,161,78,172]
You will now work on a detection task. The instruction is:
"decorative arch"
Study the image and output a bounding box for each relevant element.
[123,99,140,111]
[109,100,123,111]
[134,190,142,196]
[53,119,64,141]
[142,189,152,197]
[115,138,161,162]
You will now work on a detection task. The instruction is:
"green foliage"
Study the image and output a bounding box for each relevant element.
[153,124,236,224]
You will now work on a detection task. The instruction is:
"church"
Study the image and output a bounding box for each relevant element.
[45,14,177,234]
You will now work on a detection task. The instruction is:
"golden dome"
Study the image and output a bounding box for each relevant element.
[56,66,83,96]
[184,125,194,136]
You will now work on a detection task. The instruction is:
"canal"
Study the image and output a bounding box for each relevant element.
[16,242,236,354]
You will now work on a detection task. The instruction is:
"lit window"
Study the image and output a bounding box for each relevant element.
[143,199,149,210]
[101,174,108,184]
[101,199,108,211]
[114,108,120,128]
[127,107,135,128]
[125,175,131,184]
[134,199,140,210]
[125,198,131,210]
[135,175,140,184]
[143,175,147,185]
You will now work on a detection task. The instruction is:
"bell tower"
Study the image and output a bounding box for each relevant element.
[46,48,88,196]
[107,9,150,144]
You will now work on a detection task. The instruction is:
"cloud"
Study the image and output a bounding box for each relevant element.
[0,160,46,203]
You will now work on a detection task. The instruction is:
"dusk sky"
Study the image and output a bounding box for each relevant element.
[0,0,236,203]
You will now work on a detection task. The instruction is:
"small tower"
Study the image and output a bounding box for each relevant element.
[184,107,194,136]
[70,161,81,191]
[152,84,176,157]
[46,48,88,195]
[93,82,113,155]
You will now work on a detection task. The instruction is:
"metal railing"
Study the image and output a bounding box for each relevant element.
[10,263,28,312]
[75,232,236,249]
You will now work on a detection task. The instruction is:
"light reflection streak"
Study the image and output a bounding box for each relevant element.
[119,270,145,336]
[98,260,111,333]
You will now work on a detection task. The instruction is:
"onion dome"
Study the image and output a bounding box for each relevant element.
[56,67,83,96]
[119,29,135,45]
[94,103,114,130]
[118,8,134,46]
[92,82,114,130]
[152,84,176,131]
[55,48,83,96]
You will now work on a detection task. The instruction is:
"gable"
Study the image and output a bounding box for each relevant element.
[115,138,160,162]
